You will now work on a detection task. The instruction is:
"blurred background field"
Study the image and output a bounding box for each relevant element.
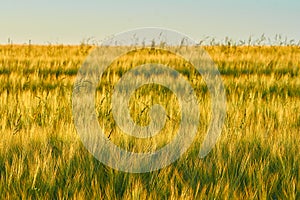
[0,44,299,199]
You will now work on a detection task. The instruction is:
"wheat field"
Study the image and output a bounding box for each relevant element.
[0,44,299,199]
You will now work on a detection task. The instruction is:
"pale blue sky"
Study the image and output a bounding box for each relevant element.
[0,0,299,44]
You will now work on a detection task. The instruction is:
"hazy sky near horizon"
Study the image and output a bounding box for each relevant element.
[0,0,299,44]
